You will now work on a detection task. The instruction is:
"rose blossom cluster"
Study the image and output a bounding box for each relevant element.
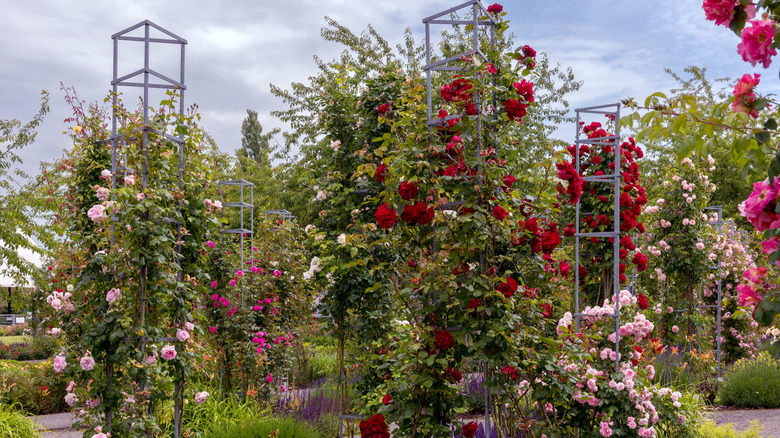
[731,73,761,117]
[736,266,767,308]
[544,291,693,437]
[740,178,780,232]
[203,198,223,215]
[563,120,649,284]
[47,288,74,313]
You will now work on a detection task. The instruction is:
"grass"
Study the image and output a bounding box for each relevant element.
[0,335,30,345]
[0,404,40,438]
[203,416,321,438]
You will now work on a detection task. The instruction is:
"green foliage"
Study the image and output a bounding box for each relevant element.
[238,109,273,165]
[718,353,780,408]
[697,419,767,438]
[202,416,321,438]
[0,359,68,415]
[0,404,40,438]
[161,395,268,437]
[0,90,49,295]
[0,335,58,361]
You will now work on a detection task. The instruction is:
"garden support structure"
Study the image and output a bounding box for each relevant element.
[425,1,497,436]
[103,20,188,437]
[701,205,724,379]
[219,180,255,396]
[573,103,623,375]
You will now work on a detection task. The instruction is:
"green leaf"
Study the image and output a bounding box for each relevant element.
[765,117,778,131]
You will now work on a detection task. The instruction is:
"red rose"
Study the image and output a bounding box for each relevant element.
[377,104,389,114]
[462,421,479,438]
[513,79,534,103]
[559,261,571,279]
[359,414,390,438]
[445,367,463,383]
[435,331,454,350]
[374,203,397,229]
[375,163,388,183]
[382,394,392,405]
[540,226,561,254]
[502,174,516,191]
[398,181,419,201]
[503,98,528,121]
[637,293,649,310]
[501,366,518,380]
[408,259,416,267]
[522,45,536,59]
[464,101,477,116]
[466,298,481,310]
[492,205,509,221]
[497,277,518,298]
[402,201,434,225]
[539,302,552,318]
[486,3,503,13]
[632,252,648,272]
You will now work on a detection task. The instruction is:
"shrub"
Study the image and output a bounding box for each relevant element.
[0,359,68,414]
[698,419,766,437]
[0,336,57,361]
[161,394,268,437]
[0,403,40,438]
[717,353,780,408]
[203,416,321,438]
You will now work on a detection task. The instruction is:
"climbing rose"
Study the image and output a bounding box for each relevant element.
[382,394,392,405]
[374,163,388,183]
[359,414,390,438]
[462,421,479,438]
[513,79,534,102]
[87,205,107,222]
[738,19,777,68]
[374,203,397,229]
[637,293,649,310]
[435,331,454,350]
[176,329,189,342]
[53,355,67,373]
[703,0,755,26]
[377,104,389,114]
[503,98,527,121]
[486,3,502,14]
[492,205,509,220]
[731,73,761,117]
[161,344,177,360]
[106,288,121,303]
[497,277,518,298]
[401,202,434,225]
[80,354,95,371]
[398,181,419,200]
[194,391,209,405]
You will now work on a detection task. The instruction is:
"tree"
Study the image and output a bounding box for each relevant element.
[0,91,49,289]
[238,109,272,165]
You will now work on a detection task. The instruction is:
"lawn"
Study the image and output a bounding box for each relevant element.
[0,335,30,344]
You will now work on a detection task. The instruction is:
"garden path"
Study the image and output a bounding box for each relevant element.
[32,412,83,438]
[712,408,780,437]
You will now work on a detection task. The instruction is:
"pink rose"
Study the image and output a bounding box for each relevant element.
[194,391,209,405]
[266,373,273,383]
[209,326,216,334]
[80,354,96,371]
[206,240,215,248]
[106,288,121,303]
[703,0,755,26]
[87,205,107,222]
[273,270,281,278]
[176,329,189,342]
[738,19,778,68]
[762,236,780,254]
[161,344,177,360]
[53,355,67,373]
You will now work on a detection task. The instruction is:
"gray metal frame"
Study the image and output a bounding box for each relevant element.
[422,1,497,436]
[573,103,623,374]
[106,20,188,438]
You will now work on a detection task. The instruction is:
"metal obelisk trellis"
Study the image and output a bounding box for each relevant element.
[701,205,724,379]
[107,20,187,437]
[219,180,255,396]
[573,103,623,375]
[425,0,496,435]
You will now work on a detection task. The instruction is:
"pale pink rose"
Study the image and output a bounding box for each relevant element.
[66,381,76,392]
[106,288,121,303]
[136,193,145,202]
[80,354,96,371]
[87,205,107,222]
[738,19,778,68]
[672,325,679,333]
[161,344,177,360]
[176,329,189,342]
[144,354,157,365]
[64,393,78,406]
[53,355,67,373]
[194,391,209,405]
[95,186,110,202]
[185,322,194,331]
[124,174,135,185]
[100,169,112,180]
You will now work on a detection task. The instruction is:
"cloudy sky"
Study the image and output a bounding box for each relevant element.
[1,0,776,177]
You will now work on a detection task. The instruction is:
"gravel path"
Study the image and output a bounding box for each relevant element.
[713,408,780,437]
